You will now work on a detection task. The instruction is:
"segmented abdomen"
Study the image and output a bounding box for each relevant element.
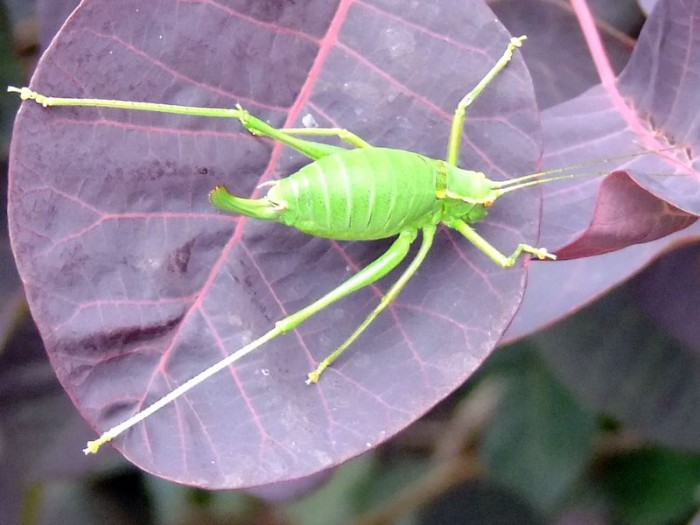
[269,148,441,240]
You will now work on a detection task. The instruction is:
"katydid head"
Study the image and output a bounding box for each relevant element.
[442,163,596,209]
[442,146,684,224]
[443,164,496,203]
[440,164,495,223]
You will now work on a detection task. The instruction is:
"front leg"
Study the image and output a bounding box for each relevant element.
[445,217,555,268]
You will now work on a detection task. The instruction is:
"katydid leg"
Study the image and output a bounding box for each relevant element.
[235,106,350,160]
[7,87,348,161]
[275,229,417,332]
[8,86,242,119]
[208,187,283,219]
[281,127,372,149]
[236,112,374,158]
[445,36,526,165]
[445,218,554,268]
[307,225,437,384]
[84,229,417,454]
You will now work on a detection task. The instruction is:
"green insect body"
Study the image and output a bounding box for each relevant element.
[11,35,571,453]
[210,147,492,241]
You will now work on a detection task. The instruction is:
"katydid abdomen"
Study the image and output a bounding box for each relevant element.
[211,147,492,241]
[270,148,442,240]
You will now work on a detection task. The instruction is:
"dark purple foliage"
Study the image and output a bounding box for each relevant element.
[502,0,700,458]
[505,0,700,341]
[536,246,700,450]
[7,0,700,489]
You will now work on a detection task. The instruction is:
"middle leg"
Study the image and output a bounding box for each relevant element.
[281,126,372,149]
[236,105,372,161]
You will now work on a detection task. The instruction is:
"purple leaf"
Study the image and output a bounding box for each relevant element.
[504,223,700,343]
[505,0,699,341]
[9,0,541,487]
[504,0,700,454]
[538,0,699,253]
[635,243,700,351]
[491,0,640,109]
[554,171,697,260]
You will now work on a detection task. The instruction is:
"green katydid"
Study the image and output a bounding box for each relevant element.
[7,35,665,455]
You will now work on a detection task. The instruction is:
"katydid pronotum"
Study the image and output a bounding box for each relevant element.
[8,35,667,455]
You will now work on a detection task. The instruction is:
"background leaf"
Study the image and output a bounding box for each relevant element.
[601,448,700,525]
[479,347,597,514]
[503,0,700,342]
[535,243,700,451]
